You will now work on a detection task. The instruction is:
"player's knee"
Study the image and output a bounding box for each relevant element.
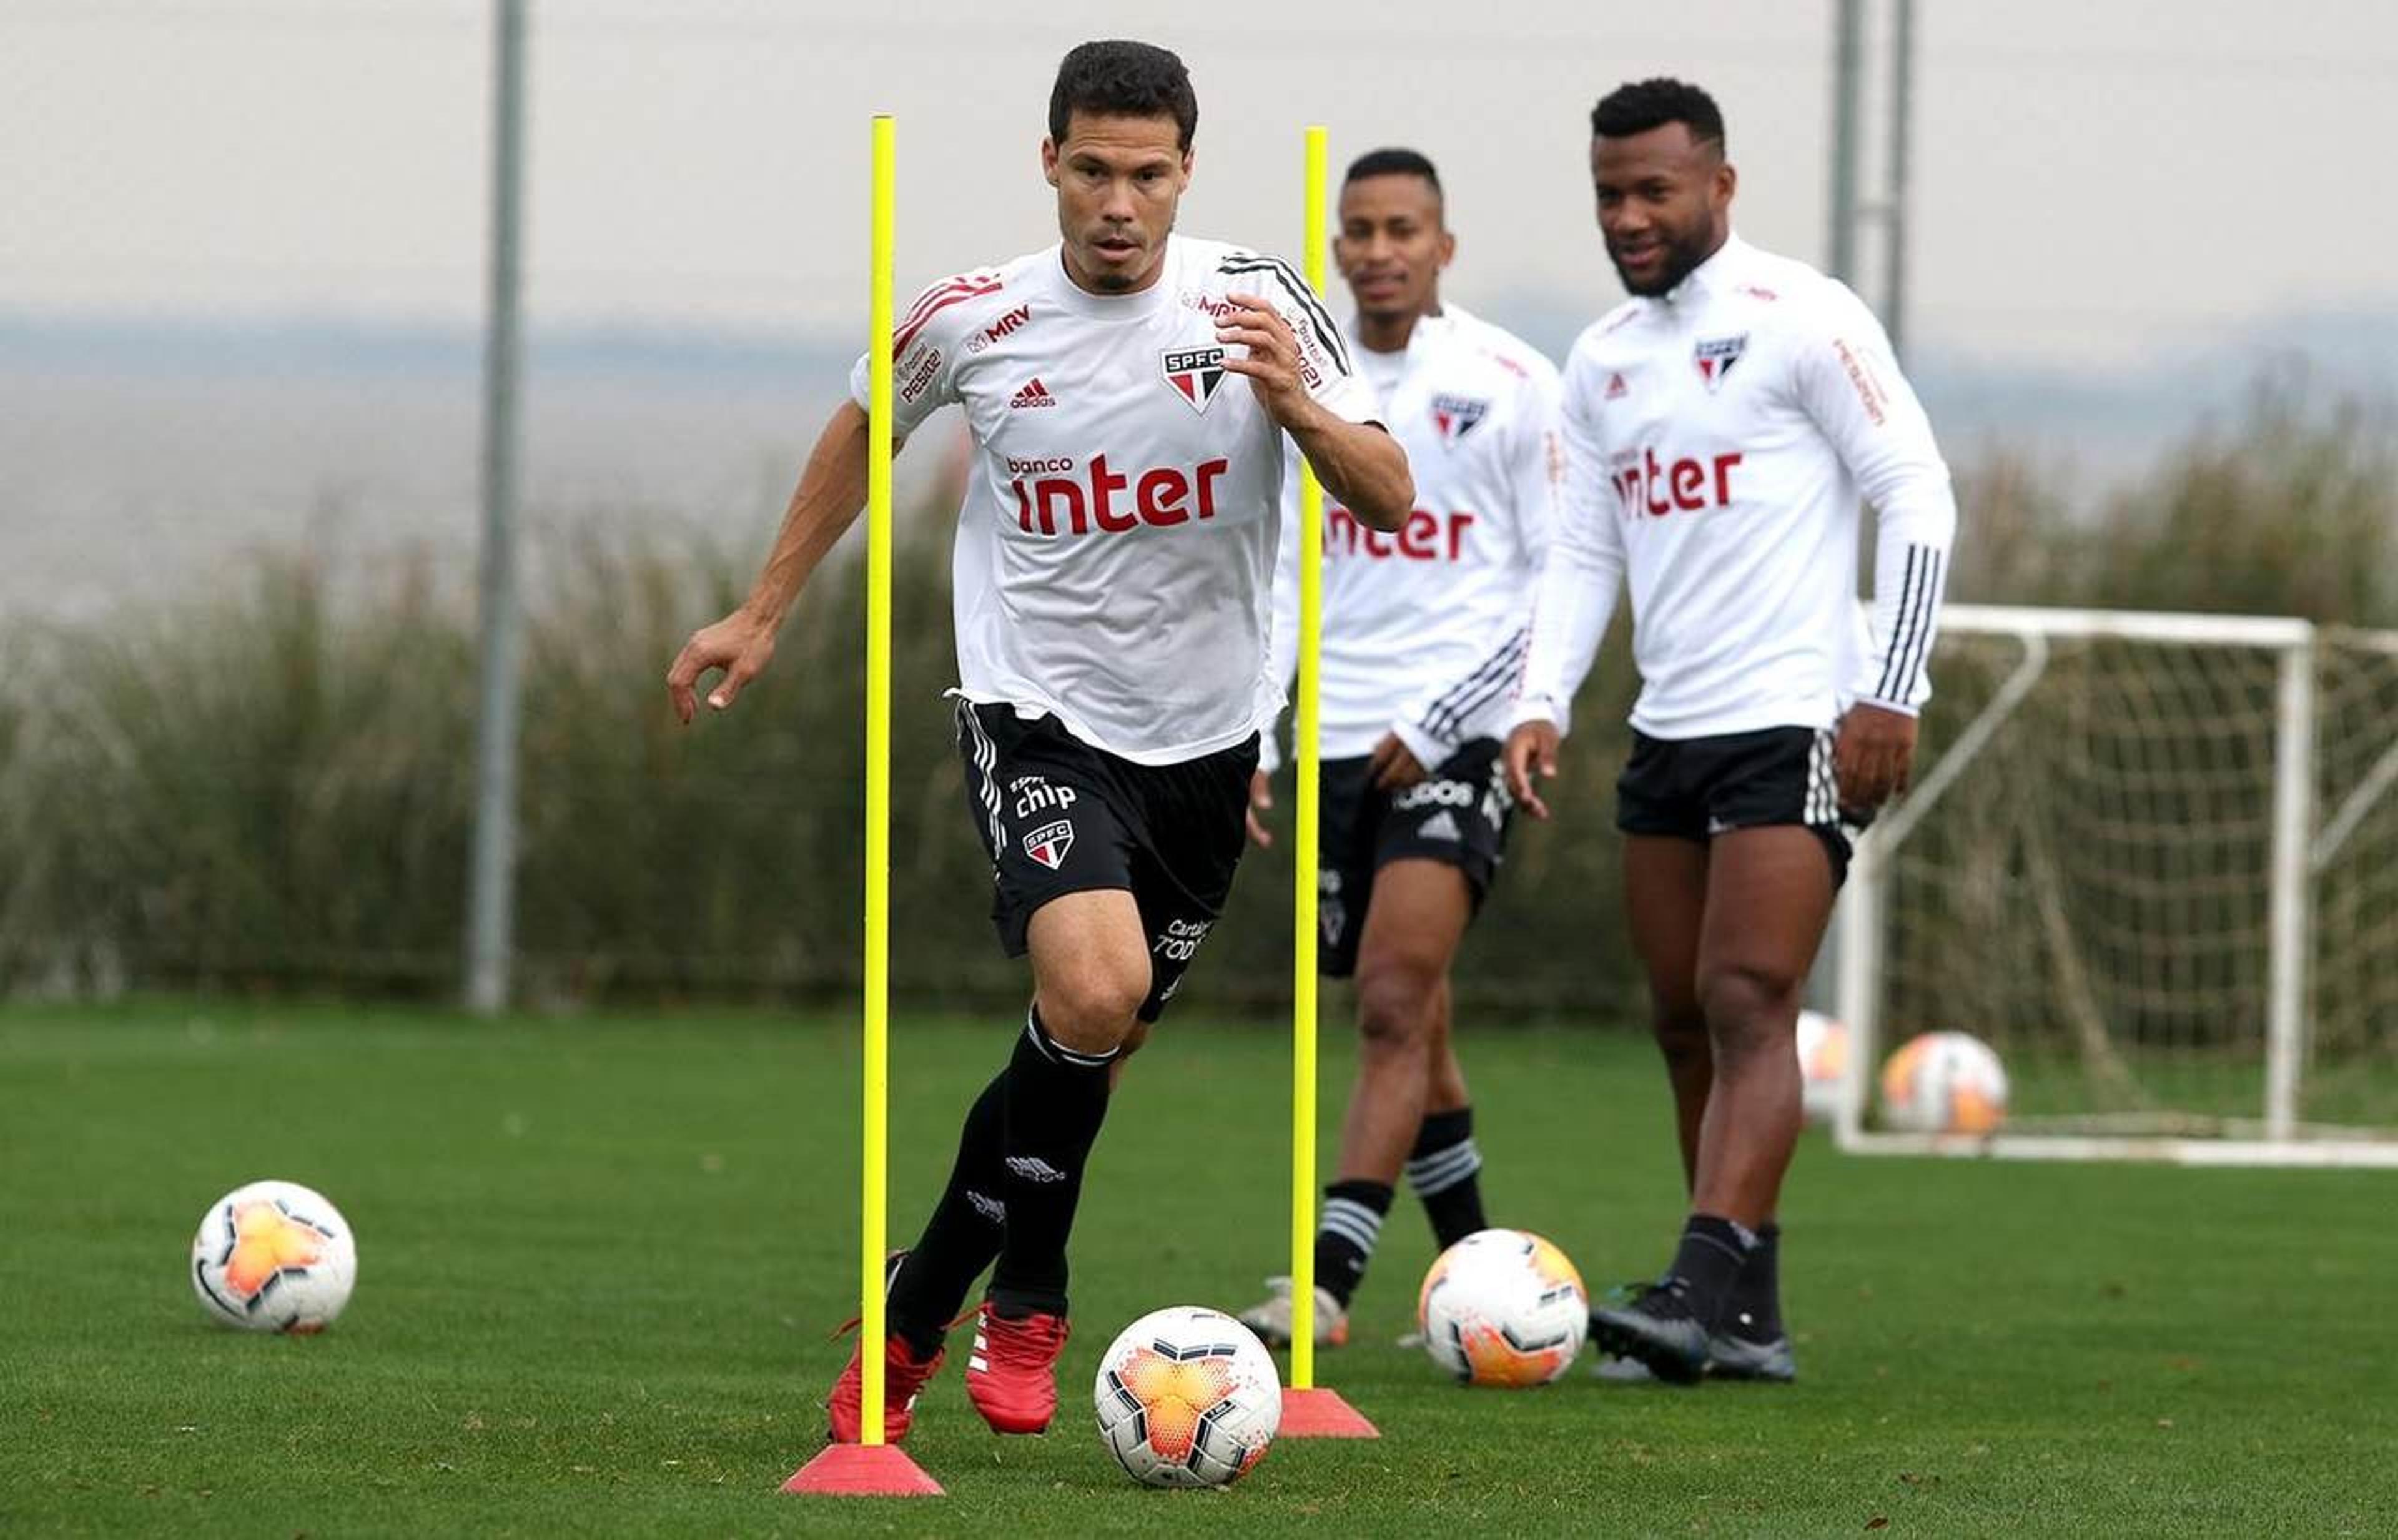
[1699,963,1802,1059]
[1354,962,1436,1057]
[1651,1003,1710,1070]
[1107,1021,1152,1087]
[1040,965,1150,1055]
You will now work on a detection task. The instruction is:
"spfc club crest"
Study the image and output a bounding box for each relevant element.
[1023,820,1075,870]
[1161,346,1229,413]
[1431,392,1491,442]
[1693,333,1747,393]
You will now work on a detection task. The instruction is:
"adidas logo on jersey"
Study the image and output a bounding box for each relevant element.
[1605,372,1630,400]
[1009,377,1057,410]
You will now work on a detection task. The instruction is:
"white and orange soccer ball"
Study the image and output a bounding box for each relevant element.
[1880,1030,2010,1134]
[1093,1306,1281,1488]
[1416,1228,1588,1387]
[190,1180,357,1333]
[1795,1008,1852,1126]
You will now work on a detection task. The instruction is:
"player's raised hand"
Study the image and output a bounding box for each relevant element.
[665,608,777,724]
[1244,769,1275,847]
[1216,292,1315,429]
[1503,720,1561,821]
[1834,701,1918,811]
[1367,731,1428,791]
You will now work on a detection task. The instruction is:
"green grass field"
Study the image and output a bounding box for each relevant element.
[4,1002,2394,1537]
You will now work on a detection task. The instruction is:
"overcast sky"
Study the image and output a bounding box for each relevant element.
[5,0,2395,368]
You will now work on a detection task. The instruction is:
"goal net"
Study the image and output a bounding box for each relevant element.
[1834,605,2398,1165]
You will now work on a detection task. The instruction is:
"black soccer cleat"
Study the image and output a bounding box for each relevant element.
[1588,1281,1710,1385]
[1704,1327,1797,1383]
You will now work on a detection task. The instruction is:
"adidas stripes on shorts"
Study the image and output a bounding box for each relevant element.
[1315,736,1512,979]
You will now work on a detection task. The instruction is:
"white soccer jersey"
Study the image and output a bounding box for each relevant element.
[1261,305,1561,771]
[849,235,1379,766]
[1513,233,1956,740]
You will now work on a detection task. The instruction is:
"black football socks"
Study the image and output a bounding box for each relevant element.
[1313,1179,1395,1308]
[1664,1213,1757,1322]
[887,1071,1008,1358]
[987,1007,1116,1318]
[1721,1222,1784,1341]
[1406,1105,1488,1249]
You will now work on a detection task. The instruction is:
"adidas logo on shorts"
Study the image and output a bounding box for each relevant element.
[1418,810,1463,842]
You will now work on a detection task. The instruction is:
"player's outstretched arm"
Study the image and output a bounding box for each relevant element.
[665,400,874,723]
[1216,293,1413,530]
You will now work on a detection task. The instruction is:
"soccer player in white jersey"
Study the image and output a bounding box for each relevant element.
[1502,79,1956,1383]
[1233,149,1561,1348]
[665,41,1411,1444]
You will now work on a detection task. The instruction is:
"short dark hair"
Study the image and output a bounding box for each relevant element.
[1344,147,1442,199]
[1590,77,1725,151]
[1049,40,1198,151]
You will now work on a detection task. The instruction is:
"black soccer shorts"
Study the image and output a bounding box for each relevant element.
[1315,736,1512,979]
[954,700,1255,1022]
[1614,724,1873,886]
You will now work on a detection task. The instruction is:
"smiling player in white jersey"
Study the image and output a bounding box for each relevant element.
[1233,148,1561,1349]
[1504,78,1956,1384]
[666,40,1412,1445]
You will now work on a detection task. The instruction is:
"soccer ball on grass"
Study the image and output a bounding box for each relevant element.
[1416,1228,1587,1386]
[1093,1306,1281,1488]
[1880,1030,2010,1133]
[190,1179,357,1333]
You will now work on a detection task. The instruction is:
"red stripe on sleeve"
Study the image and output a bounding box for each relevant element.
[892,276,1004,358]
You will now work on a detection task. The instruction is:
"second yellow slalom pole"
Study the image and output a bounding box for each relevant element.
[1279,122,1378,1441]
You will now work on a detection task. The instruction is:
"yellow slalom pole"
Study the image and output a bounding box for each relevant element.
[859,111,897,1450]
[1289,122,1329,1393]
[786,112,939,1493]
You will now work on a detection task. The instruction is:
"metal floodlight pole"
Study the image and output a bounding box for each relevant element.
[1827,0,1865,283]
[1883,0,1917,357]
[466,0,528,1015]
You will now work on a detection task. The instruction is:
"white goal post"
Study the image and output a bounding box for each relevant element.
[1834,603,2398,1167]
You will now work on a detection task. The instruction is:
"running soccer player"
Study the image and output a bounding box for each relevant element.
[1234,149,1561,1347]
[1503,78,1956,1383]
[665,41,1411,1443]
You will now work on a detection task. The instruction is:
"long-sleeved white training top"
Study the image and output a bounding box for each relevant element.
[1261,304,1561,774]
[1511,232,1956,740]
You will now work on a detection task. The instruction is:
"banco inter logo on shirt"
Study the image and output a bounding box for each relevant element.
[1161,347,1229,413]
[1611,446,1745,519]
[1005,454,1233,537]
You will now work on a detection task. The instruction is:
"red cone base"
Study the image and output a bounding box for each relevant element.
[1278,1386,1379,1438]
[781,1443,945,1496]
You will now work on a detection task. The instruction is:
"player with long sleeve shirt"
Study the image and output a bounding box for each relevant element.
[1232,149,1561,1349]
[665,42,1411,1444]
[1503,78,1955,1384]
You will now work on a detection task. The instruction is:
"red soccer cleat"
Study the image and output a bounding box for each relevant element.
[826,1331,947,1446]
[964,1301,1070,1435]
